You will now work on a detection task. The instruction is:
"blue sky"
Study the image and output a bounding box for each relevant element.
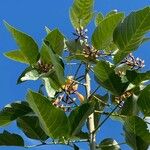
[0,0,150,150]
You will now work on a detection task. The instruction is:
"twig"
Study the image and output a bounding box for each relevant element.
[94,110,126,118]
[92,101,123,134]
[89,85,101,100]
[74,62,83,79]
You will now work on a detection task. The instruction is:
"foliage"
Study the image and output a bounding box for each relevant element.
[1,0,150,149]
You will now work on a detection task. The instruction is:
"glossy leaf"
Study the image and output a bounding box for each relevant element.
[17,116,48,141]
[0,101,32,127]
[113,7,150,63]
[97,138,120,150]
[4,50,29,64]
[0,131,24,146]
[94,61,128,95]
[124,116,150,144]
[4,21,39,65]
[92,13,124,50]
[44,29,64,55]
[69,102,94,136]
[69,0,94,28]
[137,85,150,116]
[27,90,70,138]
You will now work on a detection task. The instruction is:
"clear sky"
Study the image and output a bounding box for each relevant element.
[0,0,150,150]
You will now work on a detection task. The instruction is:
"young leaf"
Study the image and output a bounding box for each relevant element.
[97,138,120,150]
[124,116,150,144]
[94,61,128,95]
[113,7,150,63]
[69,102,94,136]
[17,116,48,141]
[4,21,39,65]
[44,29,65,55]
[137,85,150,116]
[69,0,94,29]
[0,131,24,146]
[27,90,70,138]
[0,101,32,127]
[92,13,124,50]
[4,50,29,64]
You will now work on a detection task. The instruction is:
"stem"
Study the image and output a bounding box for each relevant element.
[85,64,96,150]
[92,101,122,134]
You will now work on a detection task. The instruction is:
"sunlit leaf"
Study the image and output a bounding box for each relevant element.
[27,90,70,138]
[4,21,39,65]
[113,7,150,63]
[69,0,94,28]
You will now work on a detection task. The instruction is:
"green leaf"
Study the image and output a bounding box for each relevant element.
[17,67,40,84]
[126,70,150,85]
[124,130,149,150]
[97,138,120,150]
[94,12,104,26]
[121,94,139,116]
[43,72,61,90]
[69,102,94,136]
[124,116,150,144]
[69,0,94,29]
[92,13,124,50]
[41,44,65,85]
[106,10,118,17]
[4,21,39,65]
[44,29,65,55]
[94,61,128,95]
[27,90,70,138]
[65,40,83,53]
[113,7,150,63]
[40,44,52,64]
[137,85,150,116]
[0,131,24,146]
[45,26,51,34]
[43,78,56,98]
[17,116,48,141]
[4,50,29,64]
[0,101,32,127]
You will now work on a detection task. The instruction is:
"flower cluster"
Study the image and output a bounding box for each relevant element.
[121,53,145,70]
